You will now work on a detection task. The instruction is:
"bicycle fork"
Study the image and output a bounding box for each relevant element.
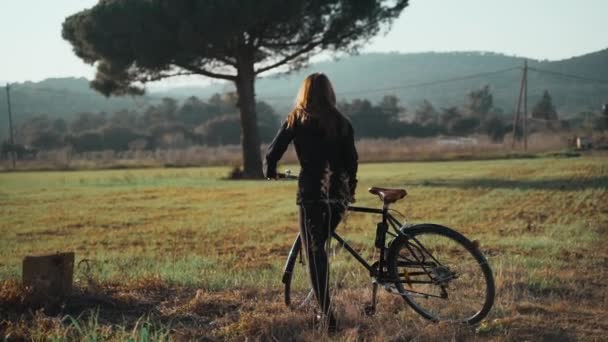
[282,234,302,285]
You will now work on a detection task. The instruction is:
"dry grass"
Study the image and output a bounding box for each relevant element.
[0,156,607,340]
[0,132,586,172]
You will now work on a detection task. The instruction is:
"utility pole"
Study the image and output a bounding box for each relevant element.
[512,60,528,150]
[523,60,528,151]
[5,83,16,168]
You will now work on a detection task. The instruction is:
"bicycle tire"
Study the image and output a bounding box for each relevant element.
[282,234,315,310]
[386,224,495,325]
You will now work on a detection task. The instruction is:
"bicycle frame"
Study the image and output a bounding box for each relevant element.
[281,204,402,286]
[283,204,450,287]
[331,205,405,281]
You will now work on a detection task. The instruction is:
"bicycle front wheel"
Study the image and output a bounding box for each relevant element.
[387,224,495,325]
[282,234,315,311]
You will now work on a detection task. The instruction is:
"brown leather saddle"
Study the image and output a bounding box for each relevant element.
[368,187,407,204]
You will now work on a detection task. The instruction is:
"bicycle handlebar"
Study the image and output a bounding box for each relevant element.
[277,172,298,180]
[268,169,298,180]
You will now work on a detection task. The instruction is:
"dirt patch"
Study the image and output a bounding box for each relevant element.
[515,302,555,316]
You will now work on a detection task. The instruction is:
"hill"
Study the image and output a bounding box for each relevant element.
[0,78,163,142]
[1,49,607,141]
[162,49,608,114]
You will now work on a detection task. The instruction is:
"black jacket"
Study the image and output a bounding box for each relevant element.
[264,115,358,204]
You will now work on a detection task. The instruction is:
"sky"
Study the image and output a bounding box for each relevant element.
[0,0,607,85]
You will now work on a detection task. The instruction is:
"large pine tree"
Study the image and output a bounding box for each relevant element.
[62,0,409,178]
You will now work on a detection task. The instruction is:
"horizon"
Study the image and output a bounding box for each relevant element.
[3,48,605,89]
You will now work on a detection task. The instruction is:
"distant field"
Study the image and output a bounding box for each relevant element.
[0,156,607,340]
[0,132,576,172]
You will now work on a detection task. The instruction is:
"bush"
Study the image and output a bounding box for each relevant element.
[101,126,141,151]
[449,117,480,136]
[198,115,241,146]
[481,116,508,142]
[67,131,104,153]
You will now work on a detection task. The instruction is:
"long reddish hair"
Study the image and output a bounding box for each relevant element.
[287,73,345,136]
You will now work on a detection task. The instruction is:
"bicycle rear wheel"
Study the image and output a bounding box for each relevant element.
[387,224,495,325]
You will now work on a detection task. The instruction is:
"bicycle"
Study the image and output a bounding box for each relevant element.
[281,184,495,325]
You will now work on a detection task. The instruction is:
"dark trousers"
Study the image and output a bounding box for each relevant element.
[299,202,345,315]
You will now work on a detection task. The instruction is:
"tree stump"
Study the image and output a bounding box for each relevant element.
[22,252,74,298]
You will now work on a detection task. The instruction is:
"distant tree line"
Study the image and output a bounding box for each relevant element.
[342,86,607,142]
[342,86,510,142]
[3,86,607,157]
[11,93,280,154]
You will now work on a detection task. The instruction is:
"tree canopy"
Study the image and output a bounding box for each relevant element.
[532,90,558,121]
[62,0,409,177]
[63,0,409,94]
[466,85,493,118]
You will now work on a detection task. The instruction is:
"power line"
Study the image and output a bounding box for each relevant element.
[10,86,167,102]
[258,66,521,100]
[9,66,521,104]
[11,86,104,98]
[7,65,606,106]
[528,67,608,85]
[341,66,520,95]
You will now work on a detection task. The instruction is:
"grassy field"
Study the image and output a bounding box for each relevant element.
[1,156,607,340]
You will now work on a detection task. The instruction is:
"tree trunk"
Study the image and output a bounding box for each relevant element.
[234,54,264,179]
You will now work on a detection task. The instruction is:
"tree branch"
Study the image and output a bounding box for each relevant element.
[262,42,312,48]
[254,14,387,75]
[175,63,237,81]
[254,40,323,75]
[138,71,196,83]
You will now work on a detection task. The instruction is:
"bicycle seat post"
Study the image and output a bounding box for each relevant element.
[373,204,389,285]
[367,186,407,283]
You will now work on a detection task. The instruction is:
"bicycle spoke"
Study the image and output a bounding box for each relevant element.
[297,289,316,309]
[388,225,494,324]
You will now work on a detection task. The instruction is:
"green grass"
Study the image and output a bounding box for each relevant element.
[1,158,606,283]
[1,156,607,340]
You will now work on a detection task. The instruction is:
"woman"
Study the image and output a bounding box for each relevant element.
[265,73,358,329]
